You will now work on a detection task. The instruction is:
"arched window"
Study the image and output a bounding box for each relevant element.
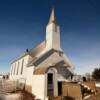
[21,59,24,75]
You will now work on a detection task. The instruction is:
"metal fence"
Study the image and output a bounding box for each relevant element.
[0,79,17,94]
[0,79,25,94]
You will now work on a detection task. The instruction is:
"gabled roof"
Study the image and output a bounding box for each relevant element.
[34,60,73,75]
[11,41,46,64]
[28,41,45,57]
[27,48,74,70]
[33,49,54,66]
[34,60,64,74]
[27,49,60,67]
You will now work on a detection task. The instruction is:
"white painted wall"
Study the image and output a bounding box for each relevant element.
[25,66,34,86]
[9,55,33,81]
[96,83,100,87]
[32,75,46,100]
[46,23,61,51]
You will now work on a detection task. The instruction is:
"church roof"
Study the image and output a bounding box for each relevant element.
[34,60,64,74]
[34,60,72,75]
[28,41,45,57]
[27,49,63,67]
[11,41,46,64]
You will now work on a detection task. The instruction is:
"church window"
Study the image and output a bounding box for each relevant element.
[59,52,63,57]
[59,53,61,56]
[21,59,24,75]
[11,64,14,75]
[16,62,19,75]
[14,63,16,75]
[11,65,13,75]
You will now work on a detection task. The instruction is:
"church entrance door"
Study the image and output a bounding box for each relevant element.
[47,73,54,96]
[58,81,62,96]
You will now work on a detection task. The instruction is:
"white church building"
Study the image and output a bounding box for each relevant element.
[9,8,74,100]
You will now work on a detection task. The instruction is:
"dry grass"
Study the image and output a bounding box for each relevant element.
[84,88,100,100]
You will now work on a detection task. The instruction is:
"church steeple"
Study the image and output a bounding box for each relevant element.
[46,8,61,51]
[48,8,57,24]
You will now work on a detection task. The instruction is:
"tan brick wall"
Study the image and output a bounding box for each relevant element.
[25,85,32,93]
[62,82,82,100]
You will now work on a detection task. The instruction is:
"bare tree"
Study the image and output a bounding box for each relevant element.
[92,68,100,81]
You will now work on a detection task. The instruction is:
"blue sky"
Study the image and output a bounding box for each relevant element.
[0,0,99,75]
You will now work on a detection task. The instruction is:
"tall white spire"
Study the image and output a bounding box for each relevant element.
[48,8,57,24]
[46,8,61,51]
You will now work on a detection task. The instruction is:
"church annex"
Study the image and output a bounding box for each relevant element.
[9,8,74,100]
